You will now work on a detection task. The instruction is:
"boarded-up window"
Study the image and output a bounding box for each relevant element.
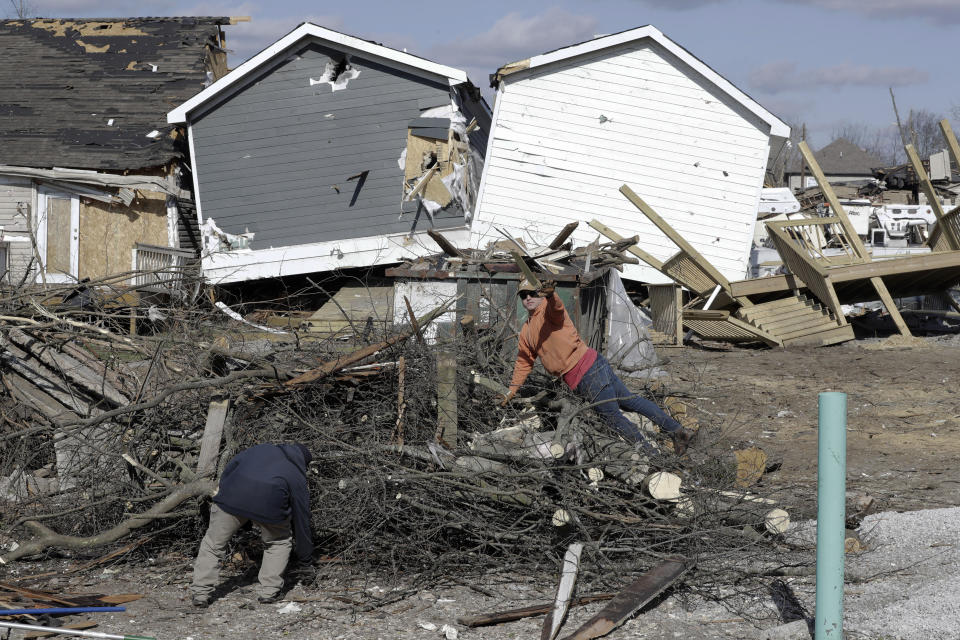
[46,196,72,275]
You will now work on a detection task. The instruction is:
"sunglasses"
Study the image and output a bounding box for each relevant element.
[518,290,537,300]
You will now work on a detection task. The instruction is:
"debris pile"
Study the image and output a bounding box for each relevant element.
[0,272,797,605]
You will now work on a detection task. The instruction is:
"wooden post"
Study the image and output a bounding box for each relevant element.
[797,141,867,260]
[435,322,457,446]
[393,356,406,445]
[196,398,231,478]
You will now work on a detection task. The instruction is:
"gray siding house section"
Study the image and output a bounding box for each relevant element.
[190,41,465,248]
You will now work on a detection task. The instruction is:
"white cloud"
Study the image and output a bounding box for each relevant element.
[749,61,929,94]
[427,8,599,72]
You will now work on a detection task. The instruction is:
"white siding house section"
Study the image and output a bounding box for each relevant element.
[0,177,36,284]
[472,37,779,284]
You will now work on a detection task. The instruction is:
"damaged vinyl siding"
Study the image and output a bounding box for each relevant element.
[0,178,37,283]
[475,40,771,283]
[190,42,465,249]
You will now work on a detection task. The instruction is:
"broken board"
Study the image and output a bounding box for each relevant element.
[558,559,689,640]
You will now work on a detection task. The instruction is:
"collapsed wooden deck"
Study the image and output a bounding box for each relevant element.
[593,121,960,348]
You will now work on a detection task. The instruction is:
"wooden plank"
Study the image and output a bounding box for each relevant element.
[196,398,231,478]
[426,229,465,258]
[403,296,425,345]
[511,251,542,289]
[905,143,959,250]
[781,323,855,346]
[542,542,583,640]
[458,594,616,628]
[588,220,664,270]
[548,221,579,250]
[558,560,689,640]
[940,119,960,178]
[22,621,97,638]
[797,141,867,261]
[619,185,734,291]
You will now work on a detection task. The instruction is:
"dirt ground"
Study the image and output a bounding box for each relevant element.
[667,333,960,517]
[5,335,960,639]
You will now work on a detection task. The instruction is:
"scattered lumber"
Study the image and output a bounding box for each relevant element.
[558,559,689,640]
[457,594,616,628]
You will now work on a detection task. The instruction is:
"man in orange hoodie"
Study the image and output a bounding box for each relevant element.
[502,280,694,455]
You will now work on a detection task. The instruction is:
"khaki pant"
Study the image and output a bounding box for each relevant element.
[191,504,292,599]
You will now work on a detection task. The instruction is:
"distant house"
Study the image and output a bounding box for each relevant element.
[470,26,790,284]
[784,138,883,191]
[0,17,231,288]
[167,23,490,285]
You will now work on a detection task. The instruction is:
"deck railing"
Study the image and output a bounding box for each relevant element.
[928,205,960,253]
[132,243,196,293]
[766,220,846,326]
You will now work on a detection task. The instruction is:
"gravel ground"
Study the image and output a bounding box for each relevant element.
[5,507,960,640]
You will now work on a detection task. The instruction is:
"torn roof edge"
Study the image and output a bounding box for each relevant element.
[168,21,472,124]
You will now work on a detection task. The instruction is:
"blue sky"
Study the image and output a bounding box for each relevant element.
[13,0,959,147]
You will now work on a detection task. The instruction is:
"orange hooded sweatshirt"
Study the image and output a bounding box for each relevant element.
[508,293,588,393]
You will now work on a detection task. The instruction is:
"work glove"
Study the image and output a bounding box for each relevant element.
[538,280,556,298]
[499,389,516,407]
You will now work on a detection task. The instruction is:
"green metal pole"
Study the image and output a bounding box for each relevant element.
[815,391,846,639]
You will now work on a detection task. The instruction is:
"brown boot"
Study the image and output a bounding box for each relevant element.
[671,428,695,456]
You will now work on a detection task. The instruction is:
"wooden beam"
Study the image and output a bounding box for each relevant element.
[797,141,867,261]
[511,251,542,289]
[940,119,960,175]
[427,229,465,258]
[870,276,912,337]
[588,219,664,270]
[618,185,736,293]
[457,594,616,628]
[196,398,231,478]
[559,560,689,640]
[905,143,960,250]
[548,221,579,250]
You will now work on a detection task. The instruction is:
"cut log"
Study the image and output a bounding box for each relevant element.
[558,559,689,640]
[542,542,584,640]
[642,471,682,501]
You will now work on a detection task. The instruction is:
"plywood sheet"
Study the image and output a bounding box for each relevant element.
[78,191,167,280]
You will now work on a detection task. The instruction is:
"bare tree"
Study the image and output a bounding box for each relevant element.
[906,108,947,159]
[7,0,33,18]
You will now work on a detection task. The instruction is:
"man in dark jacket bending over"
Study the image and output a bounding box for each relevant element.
[191,443,313,607]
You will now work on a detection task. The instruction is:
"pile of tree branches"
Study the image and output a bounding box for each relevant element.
[0,277,804,602]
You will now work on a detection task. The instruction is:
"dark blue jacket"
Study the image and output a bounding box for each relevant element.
[214,443,313,562]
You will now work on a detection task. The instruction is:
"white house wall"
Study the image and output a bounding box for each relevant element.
[0,177,37,284]
[472,40,772,283]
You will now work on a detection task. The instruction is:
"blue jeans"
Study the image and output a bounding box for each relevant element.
[574,353,683,447]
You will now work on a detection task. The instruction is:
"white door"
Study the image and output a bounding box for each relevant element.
[36,188,79,283]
